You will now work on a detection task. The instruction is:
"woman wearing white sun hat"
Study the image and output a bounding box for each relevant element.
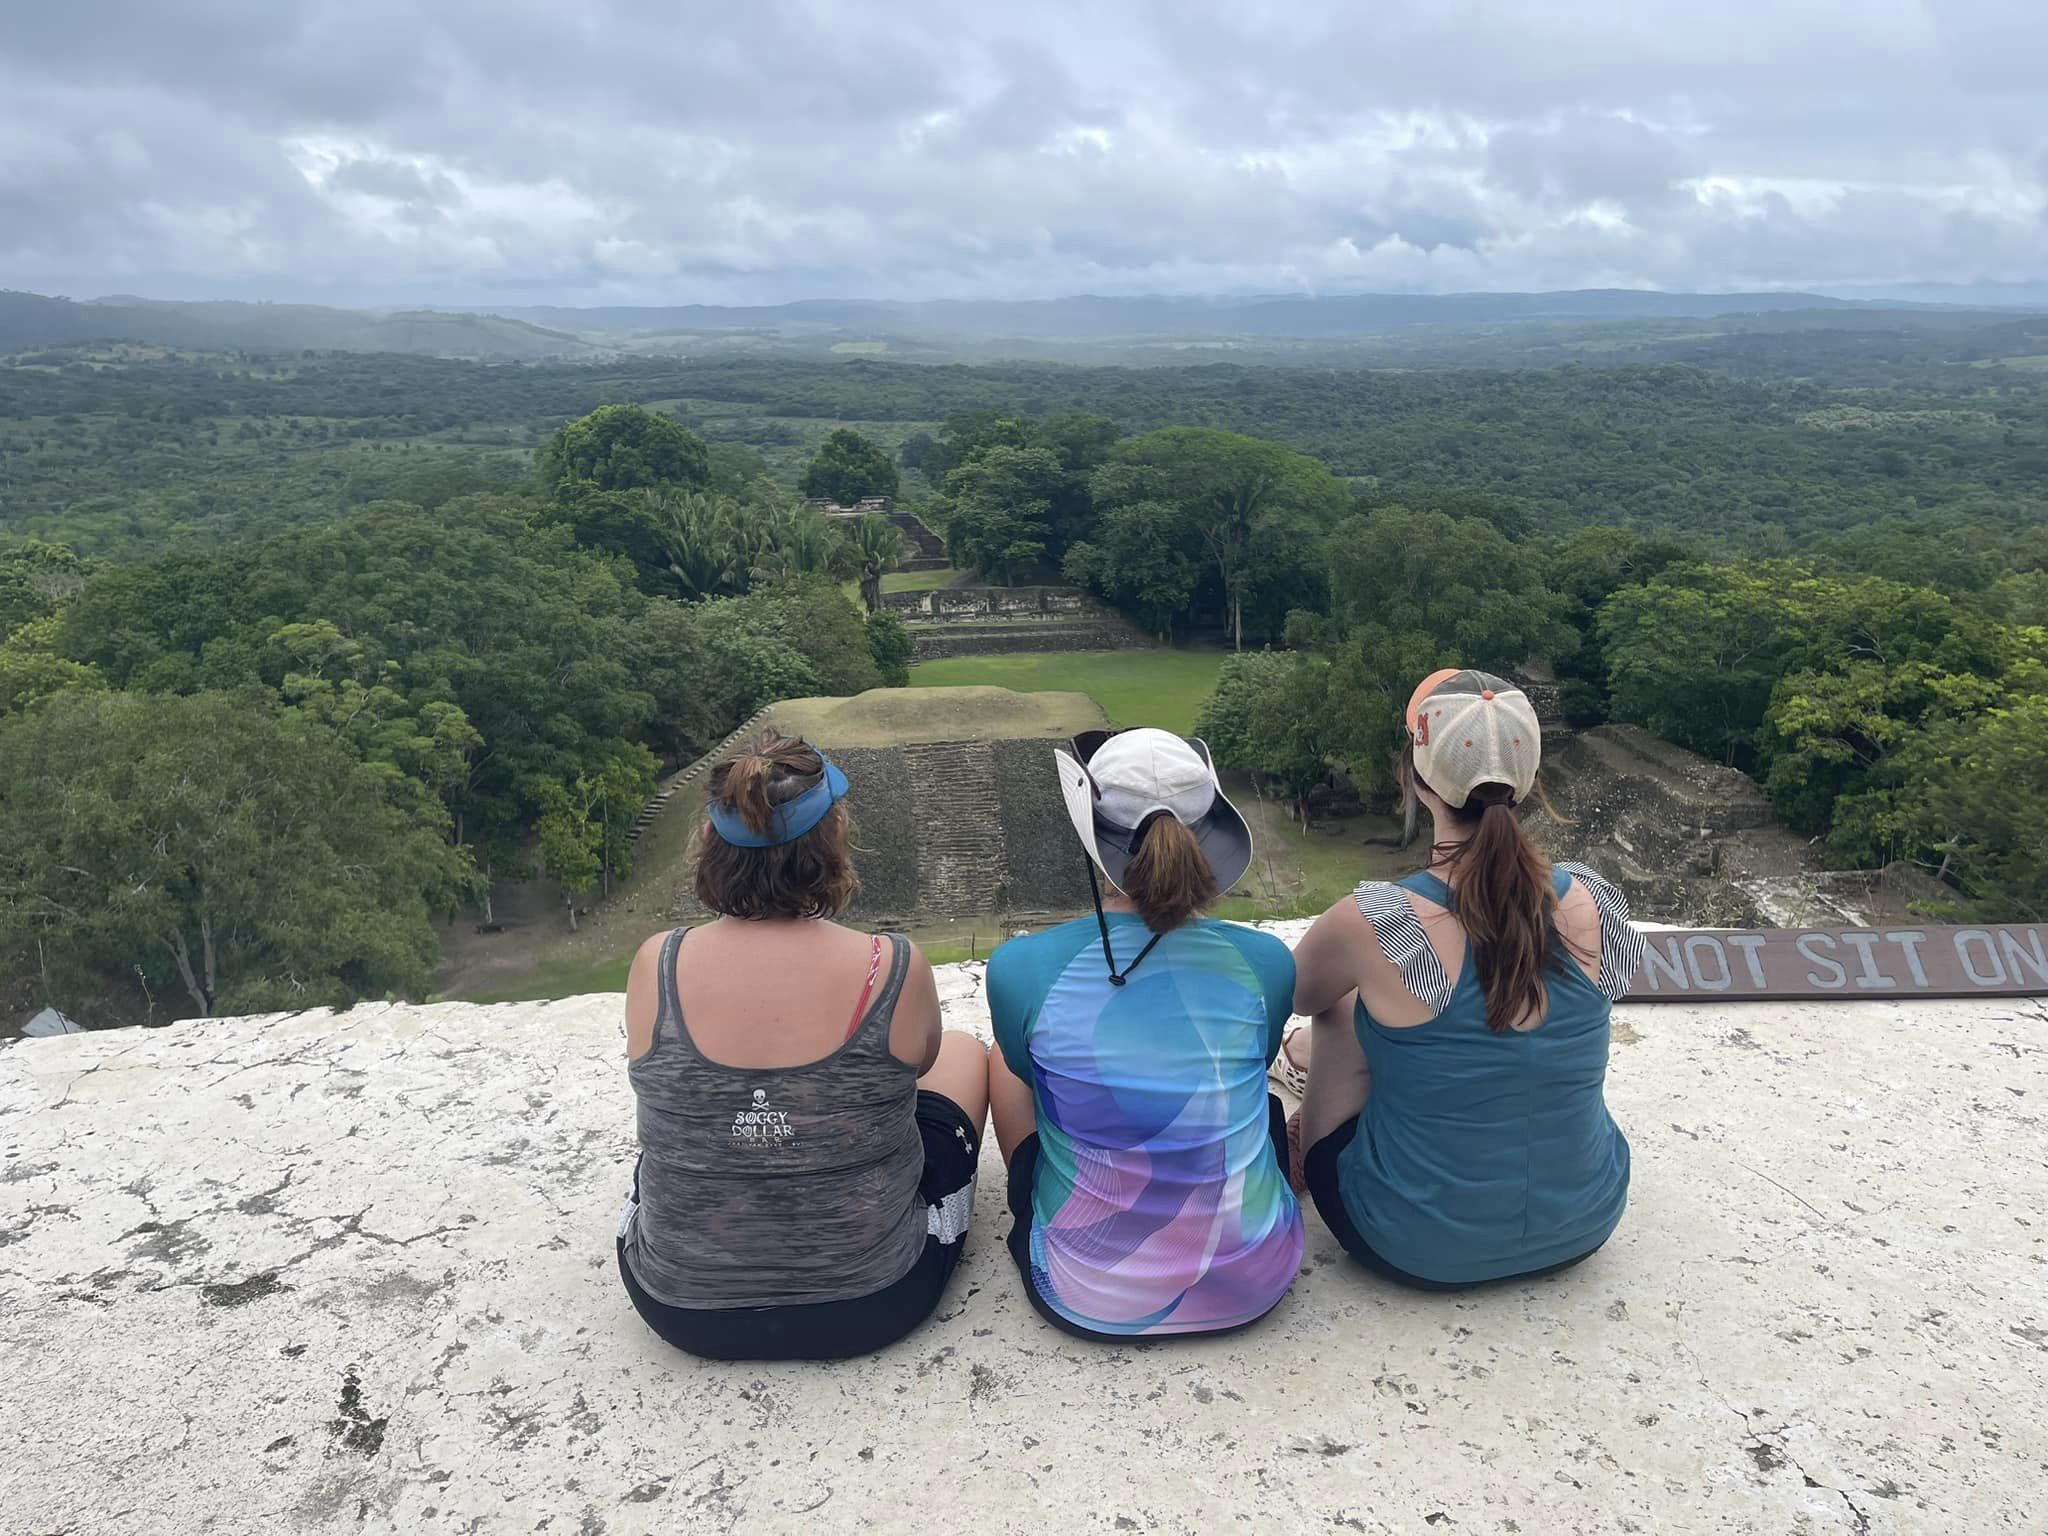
[984,727,1305,1341]
[1289,669,1645,1290]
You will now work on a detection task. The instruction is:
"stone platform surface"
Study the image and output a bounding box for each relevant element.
[3,946,2044,1535]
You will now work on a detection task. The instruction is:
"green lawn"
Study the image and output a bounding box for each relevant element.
[454,954,633,1005]
[909,648,1228,737]
[881,566,968,594]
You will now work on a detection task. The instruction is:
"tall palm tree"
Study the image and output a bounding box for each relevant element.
[846,513,911,613]
[645,488,746,598]
[751,503,849,585]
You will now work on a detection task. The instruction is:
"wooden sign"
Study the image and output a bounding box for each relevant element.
[1623,925,2048,1002]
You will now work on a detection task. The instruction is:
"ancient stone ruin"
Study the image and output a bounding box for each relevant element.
[1534,724,1943,928]
[883,584,1150,660]
[807,497,950,572]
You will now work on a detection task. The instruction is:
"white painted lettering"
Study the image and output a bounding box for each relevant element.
[1684,935,1732,991]
[1884,931,1930,988]
[1796,933,1848,989]
[1953,930,2006,987]
[1841,932,1900,990]
[1998,929,2048,988]
[1726,934,1769,990]
[1640,937,1690,991]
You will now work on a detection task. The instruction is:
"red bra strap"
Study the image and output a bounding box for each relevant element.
[844,934,886,1041]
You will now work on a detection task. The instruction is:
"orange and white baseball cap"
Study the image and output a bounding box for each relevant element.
[1405,668,1542,810]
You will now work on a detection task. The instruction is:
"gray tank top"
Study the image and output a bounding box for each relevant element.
[621,927,927,1309]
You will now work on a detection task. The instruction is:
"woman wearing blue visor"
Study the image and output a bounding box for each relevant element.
[616,730,989,1360]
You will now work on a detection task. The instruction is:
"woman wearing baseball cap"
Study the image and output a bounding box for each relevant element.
[615,730,988,1360]
[1289,670,1645,1289]
[984,727,1305,1340]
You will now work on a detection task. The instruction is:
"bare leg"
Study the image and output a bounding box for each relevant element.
[986,1044,1037,1164]
[918,1030,990,1139]
[1299,993,1372,1151]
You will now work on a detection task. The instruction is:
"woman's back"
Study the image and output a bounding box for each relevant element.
[615,728,987,1363]
[1340,864,1634,1282]
[623,925,926,1309]
[990,912,1304,1335]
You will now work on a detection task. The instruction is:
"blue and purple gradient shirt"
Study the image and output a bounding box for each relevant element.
[989,914,1303,1336]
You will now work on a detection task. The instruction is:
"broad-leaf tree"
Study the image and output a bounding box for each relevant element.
[943,445,1065,584]
[800,428,899,505]
[0,691,462,1024]
[1093,428,1349,648]
[536,404,710,498]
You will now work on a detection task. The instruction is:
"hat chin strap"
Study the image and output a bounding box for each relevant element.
[1086,858,1165,987]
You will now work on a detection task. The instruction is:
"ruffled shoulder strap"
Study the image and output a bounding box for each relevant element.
[1353,880,1454,1014]
[1556,863,1645,1002]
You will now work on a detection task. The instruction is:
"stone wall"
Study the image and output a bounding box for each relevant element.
[884,586,1096,620]
[887,584,1149,660]
[909,619,1150,661]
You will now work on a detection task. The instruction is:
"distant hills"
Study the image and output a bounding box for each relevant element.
[0,291,600,361]
[3,285,2042,366]
[493,289,1879,340]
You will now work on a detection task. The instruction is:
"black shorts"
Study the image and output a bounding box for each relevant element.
[1004,1093,1291,1344]
[1304,1118,1604,1292]
[618,1089,979,1361]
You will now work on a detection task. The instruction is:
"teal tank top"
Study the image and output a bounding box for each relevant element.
[1335,864,1641,1285]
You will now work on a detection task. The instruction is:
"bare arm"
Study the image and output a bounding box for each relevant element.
[889,943,945,1073]
[1293,893,1372,1016]
[624,931,667,1061]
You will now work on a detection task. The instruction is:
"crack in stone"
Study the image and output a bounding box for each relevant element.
[1673,1302,1877,1533]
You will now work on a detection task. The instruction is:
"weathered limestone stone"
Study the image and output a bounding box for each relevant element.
[3,939,2043,1535]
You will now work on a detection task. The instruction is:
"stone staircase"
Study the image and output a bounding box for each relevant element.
[626,706,774,847]
[814,498,951,572]
[885,510,950,572]
[901,738,1007,916]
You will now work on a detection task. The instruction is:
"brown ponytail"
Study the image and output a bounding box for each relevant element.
[719,751,780,837]
[1119,814,1218,932]
[1402,744,1562,1030]
[693,730,859,919]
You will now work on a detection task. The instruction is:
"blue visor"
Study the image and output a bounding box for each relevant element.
[707,756,849,848]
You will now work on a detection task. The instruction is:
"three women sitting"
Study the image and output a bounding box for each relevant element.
[616,669,1641,1359]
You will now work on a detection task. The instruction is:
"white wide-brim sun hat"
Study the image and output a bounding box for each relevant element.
[1053,727,1255,894]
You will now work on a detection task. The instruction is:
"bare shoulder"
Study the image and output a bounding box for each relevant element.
[627,929,672,991]
[624,928,674,1060]
[1556,879,1600,939]
[890,936,943,1070]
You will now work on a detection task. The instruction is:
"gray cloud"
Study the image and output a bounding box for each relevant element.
[0,0,2042,304]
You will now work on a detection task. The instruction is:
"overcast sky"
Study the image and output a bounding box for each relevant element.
[3,0,2043,307]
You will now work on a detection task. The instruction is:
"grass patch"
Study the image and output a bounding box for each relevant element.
[881,567,968,594]
[1215,793,1407,921]
[452,920,1036,1002]
[455,953,632,1005]
[909,648,1227,737]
